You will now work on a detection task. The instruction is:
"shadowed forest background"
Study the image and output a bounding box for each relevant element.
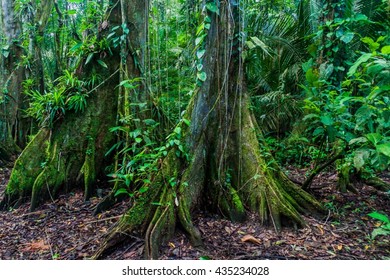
[0,0,389,260]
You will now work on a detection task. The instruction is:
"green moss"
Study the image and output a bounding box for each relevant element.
[81,136,96,200]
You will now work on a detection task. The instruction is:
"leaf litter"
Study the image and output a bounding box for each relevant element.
[0,166,389,260]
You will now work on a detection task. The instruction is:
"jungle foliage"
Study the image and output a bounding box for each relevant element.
[0,0,389,258]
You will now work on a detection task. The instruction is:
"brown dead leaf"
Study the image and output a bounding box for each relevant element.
[316,224,324,235]
[241,234,261,245]
[330,231,341,238]
[22,240,50,252]
[225,226,232,235]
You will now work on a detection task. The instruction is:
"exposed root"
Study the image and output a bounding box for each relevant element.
[0,71,119,211]
[364,177,390,192]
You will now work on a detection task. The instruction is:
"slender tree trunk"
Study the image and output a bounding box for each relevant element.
[94,0,324,260]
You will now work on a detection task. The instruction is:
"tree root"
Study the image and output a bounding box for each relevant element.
[364,177,390,192]
[1,63,119,211]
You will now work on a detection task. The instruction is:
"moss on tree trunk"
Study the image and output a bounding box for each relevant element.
[93,0,324,260]
[0,3,122,211]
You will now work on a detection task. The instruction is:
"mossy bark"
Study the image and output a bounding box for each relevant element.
[94,0,324,260]
[0,3,122,211]
[93,0,152,215]
[1,0,29,149]
[364,177,390,192]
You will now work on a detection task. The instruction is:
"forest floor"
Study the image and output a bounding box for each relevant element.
[0,165,389,260]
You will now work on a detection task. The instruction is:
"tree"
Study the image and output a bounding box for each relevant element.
[93,0,324,260]
[0,1,128,210]
[0,0,25,156]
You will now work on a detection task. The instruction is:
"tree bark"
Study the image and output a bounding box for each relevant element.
[94,0,324,260]
[0,2,124,211]
[0,0,26,149]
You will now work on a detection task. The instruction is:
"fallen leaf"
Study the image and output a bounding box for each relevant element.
[316,224,324,235]
[22,240,50,252]
[330,231,341,238]
[241,234,261,245]
[225,226,232,234]
[275,240,286,245]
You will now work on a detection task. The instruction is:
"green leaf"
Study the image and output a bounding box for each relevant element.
[365,133,382,146]
[196,23,204,35]
[377,143,390,157]
[196,49,206,59]
[206,2,219,14]
[183,119,191,126]
[197,71,207,82]
[85,53,94,65]
[353,149,369,171]
[138,186,149,194]
[195,35,206,46]
[143,119,157,126]
[340,32,354,44]
[354,14,368,21]
[381,46,390,54]
[313,127,324,137]
[119,80,137,89]
[320,115,334,126]
[349,137,367,146]
[151,202,164,206]
[347,53,372,76]
[174,126,182,135]
[70,43,82,53]
[335,29,344,38]
[197,64,203,71]
[115,188,130,197]
[372,228,390,239]
[361,37,380,52]
[250,36,270,55]
[368,212,390,223]
[97,59,108,68]
[135,137,142,143]
[305,68,319,85]
[246,41,256,49]
[320,63,334,79]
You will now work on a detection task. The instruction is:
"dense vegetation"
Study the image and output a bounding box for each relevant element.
[0,0,389,259]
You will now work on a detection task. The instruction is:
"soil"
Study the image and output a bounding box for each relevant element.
[0,165,389,260]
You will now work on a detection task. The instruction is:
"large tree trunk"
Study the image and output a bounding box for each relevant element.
[0,0,26,150]
[0,2,124,211]
[93,0,152,214]
[94,0,324,260]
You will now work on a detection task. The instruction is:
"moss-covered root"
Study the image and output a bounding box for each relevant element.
[0,130,50,210]
[94,149,206,259]
[248,169,324,232]
[144,189,176,259]
[364,177,390,192]
[93,181,127,215]
[336,162,358,193]
[235,109,325,231]
[92,183,177,259]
